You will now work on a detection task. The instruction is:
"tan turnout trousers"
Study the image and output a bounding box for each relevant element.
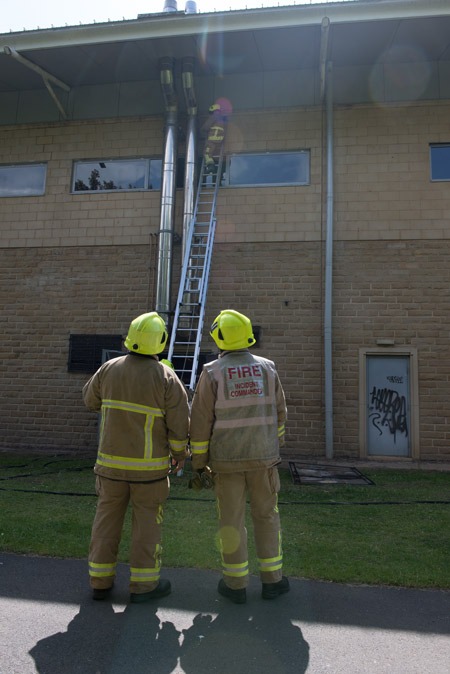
[88,475,169,594]
[214,467,283,590]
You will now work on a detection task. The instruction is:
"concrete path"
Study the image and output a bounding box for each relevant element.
[1,553,449,674]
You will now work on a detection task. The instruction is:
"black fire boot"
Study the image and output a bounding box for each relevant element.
[130,579,172,603]
[218,579,247,604]
[262,576,290,600]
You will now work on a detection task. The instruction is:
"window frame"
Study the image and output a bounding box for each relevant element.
[430,143,450,182]
[223,150,310,188]
[71,157,163,194]
[0,162,47,197]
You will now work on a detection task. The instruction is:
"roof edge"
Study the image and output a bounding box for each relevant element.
[1,0,450,52]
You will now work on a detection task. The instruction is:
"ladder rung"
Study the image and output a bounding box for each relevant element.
[169,139,224,388]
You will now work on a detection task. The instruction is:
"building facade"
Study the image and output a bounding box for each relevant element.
[1,0,450,462]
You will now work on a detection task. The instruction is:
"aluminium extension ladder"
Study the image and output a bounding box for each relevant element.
[167,138,226,392]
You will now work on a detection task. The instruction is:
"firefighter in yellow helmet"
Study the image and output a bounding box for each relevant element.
[83,312,189,603]
[189,309,289,604]
[203,102,228,178]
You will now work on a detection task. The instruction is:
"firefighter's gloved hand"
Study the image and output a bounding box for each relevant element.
[170,457,186,476]
[188,466,214,491]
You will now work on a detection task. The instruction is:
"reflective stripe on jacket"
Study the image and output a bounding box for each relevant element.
[207,124,225,143]
[189,350,287,472]
[83,354,189,481]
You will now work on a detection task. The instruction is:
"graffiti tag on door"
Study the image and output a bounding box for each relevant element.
[368,376,408,443]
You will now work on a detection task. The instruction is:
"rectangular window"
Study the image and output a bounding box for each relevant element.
[225,151,309,187]
[430,144,450,181]
[72,158,163,192]
[0,163,47,197]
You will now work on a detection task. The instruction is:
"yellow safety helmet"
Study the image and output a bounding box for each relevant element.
[160,358,174,369]
[124,312,168,355]
[210,310,256,351]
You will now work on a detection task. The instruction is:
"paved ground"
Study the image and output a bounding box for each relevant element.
[1,553,449,674]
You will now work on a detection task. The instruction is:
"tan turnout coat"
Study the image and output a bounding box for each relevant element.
[189,349,287,473]
[83,353,189,481]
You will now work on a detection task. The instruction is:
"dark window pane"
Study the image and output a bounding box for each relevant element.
[68,334,124,373]
[430,145,450,181]
[228,152,309,186]
[149,159,163,189]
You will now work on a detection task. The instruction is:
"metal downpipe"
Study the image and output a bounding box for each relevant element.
[181,57,197,260]
[156,57,178,324]
[324,60,334,460]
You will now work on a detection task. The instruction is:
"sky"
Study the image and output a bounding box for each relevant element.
[0,0,336,34]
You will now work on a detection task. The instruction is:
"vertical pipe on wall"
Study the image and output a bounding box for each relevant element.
[319,18,330,102]
[324,60,334,459]
[156,57,178,324]
[181,57,197,260]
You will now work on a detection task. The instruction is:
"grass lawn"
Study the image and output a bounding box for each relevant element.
[0,453,449,590]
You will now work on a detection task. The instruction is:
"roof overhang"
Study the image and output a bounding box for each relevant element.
[1,0,450,119]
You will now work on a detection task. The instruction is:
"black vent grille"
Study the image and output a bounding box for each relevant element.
[68,334,124,373]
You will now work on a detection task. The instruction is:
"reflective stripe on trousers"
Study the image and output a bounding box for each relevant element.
[214,468,283,590]
[88,476,169,592]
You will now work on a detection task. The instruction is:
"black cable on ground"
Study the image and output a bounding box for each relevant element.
[0,462,92,482]
[1,485,449,505]
[1,458,449,504]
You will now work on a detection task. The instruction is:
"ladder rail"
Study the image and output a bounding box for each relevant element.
[188,216,217,391]
[167,137,226,390]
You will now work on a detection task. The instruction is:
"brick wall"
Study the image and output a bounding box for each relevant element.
[0,244,158,451]
[1,239,450,460]
[333,102,450,241]
[332,240,450,461]
[3,104,448,247]
[0,117,164,248]
[2,103,450,460]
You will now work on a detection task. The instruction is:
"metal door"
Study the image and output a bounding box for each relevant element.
[366,355,410,456]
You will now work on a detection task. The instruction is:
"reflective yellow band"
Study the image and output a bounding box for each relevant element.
[222,561,249,578]
[258,556,283,573]
[215,397,273,410]
[130,567,160,583]
[169,438,188,451]
[97,452,169,471]
[278,424,285,437]
[100,400,165,459]
[223,570,249,578]
[156,504,164,525]
[190,441,209,455]
[89,562,116,578]
[214,415,274,429]
[102,400,164,417]
[274,494,279,514]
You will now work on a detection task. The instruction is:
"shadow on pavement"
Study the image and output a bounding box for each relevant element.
[29,597,309,674]
[1,552,450,674]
